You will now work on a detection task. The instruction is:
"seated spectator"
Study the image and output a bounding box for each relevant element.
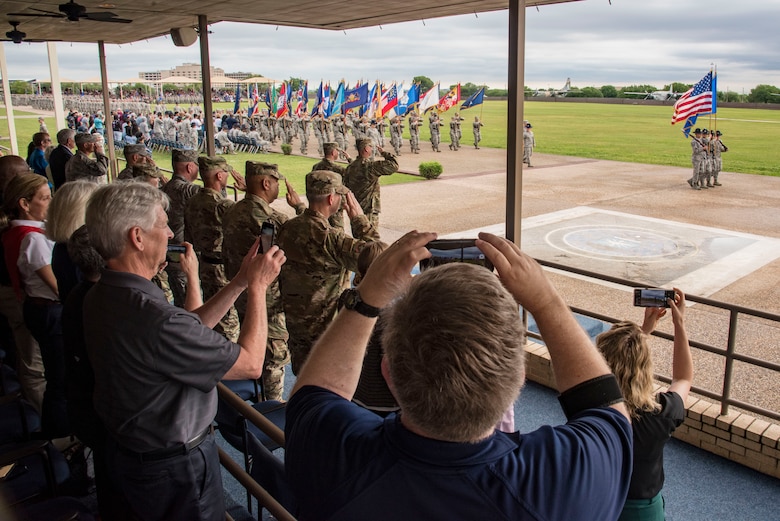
[216,127,236,154]
[285,231,632,520]
[596,288,693,521]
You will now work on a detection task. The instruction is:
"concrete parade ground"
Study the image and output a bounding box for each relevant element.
[269,141,780,418]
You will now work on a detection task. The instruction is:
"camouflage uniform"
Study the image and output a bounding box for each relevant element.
[298,116,310,154]
[161,149,201,308]
[343,140,399,228]
[389,117,404,155]
[523,124,535,167]
[184,184,239,341]
[688,130,707,190]
[223,164,303,400]
[333,116,347,152]
[311,148,351,231]
[367,124,381,159]
[408,115,421,153]
[65,135,109,184]
[277,171,380,374]
[429,116,442,152]
[473,118,484,149]
[711,132,727,186]
[313,116,327,156]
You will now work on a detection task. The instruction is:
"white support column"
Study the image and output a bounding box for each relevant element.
[199,14,215,156]
[46,42,66,131]
[506,0,527,246]
[0,43,19,155]
[98,41,117,179]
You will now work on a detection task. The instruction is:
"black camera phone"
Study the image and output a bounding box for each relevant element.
[167,245,187,254]
[633,288,675,308]
[259,221,275,254]
[420,239,494,272]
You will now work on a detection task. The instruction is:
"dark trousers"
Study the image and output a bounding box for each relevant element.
[108,433,225,521]
[165,262,187,309]
[23,298,69,438]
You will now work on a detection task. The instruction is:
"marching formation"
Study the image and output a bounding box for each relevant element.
[687,128,728,190]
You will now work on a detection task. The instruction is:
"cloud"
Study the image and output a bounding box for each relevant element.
[2,0,779,93]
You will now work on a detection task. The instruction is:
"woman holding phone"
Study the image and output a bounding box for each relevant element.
[596,288,693,521]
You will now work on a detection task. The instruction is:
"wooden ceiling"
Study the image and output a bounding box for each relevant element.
[1,0,582,45]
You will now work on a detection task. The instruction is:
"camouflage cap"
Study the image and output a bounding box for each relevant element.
[356,138,373,150]
[198,156,233,173]
[171,148,199,163]
[246,161,284,180]
[306,170,349,196]
[323,142,338,156]
[74,132,97,146]
[132,164,163,178]
[123,144,150,157]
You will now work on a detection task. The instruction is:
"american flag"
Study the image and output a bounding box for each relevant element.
[671,71,716,125]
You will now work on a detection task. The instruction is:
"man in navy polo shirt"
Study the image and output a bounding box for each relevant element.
[285,231,632,521]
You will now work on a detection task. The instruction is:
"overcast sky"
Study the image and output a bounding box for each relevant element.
[3,0,780,94]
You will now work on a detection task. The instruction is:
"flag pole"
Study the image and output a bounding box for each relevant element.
[712,64,717,135]
[480,84,486,120]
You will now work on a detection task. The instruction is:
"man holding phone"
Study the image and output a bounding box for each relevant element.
[285,231,631,520]
[183,156,240,341]
[222,161,304,401]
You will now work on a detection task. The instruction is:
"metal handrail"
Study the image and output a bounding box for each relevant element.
[216,382,285,447]
[532,258,780,421]
[215,383,291,518]
[218,447,295,521]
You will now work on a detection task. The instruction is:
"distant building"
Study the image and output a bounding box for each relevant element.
[139,63,228,81]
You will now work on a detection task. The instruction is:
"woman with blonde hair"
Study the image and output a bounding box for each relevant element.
[46,180,98,302]
[596,288,693,521]
[1,173,70,437]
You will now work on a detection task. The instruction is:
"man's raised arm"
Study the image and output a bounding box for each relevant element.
[291,230,436,399]
[477,232,629,420]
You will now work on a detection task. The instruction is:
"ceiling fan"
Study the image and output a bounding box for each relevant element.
[2,20,54,43]
[7,0,132,23]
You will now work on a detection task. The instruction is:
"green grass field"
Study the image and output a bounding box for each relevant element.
[4,100,780,177]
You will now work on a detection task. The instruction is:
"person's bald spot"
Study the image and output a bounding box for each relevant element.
[0,155,33,192]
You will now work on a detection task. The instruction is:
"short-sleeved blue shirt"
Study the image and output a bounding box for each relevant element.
[286,385,633,521]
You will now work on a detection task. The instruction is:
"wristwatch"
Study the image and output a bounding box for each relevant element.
[342,288,381,318]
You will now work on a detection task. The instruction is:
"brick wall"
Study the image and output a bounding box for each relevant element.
[523,341,780,479]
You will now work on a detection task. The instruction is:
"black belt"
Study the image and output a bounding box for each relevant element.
[118,426,212,462]
[200,254,224,265]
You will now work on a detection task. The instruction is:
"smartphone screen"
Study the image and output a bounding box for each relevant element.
[420,239,494,272]
[633,288,674,307]
[260,222,275,254]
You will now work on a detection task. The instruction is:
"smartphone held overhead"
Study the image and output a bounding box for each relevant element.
[633,288,675,307]
[421,239,494,272]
